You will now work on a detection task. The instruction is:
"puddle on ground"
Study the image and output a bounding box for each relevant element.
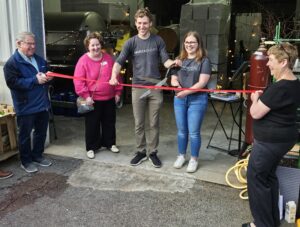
[0,173,68,218]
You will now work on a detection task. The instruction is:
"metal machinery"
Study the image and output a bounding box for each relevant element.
[60,1,131,57]
[244,40,271,145]
[45,11,106,91]
[45,8,130,114]
[60,1,132,104]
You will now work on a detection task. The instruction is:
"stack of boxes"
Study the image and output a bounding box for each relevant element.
[180,3,230,75]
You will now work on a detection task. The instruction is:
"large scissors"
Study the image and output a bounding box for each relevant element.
[139,66,174,99]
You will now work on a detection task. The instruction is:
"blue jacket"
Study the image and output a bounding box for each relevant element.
[3,49,50,116]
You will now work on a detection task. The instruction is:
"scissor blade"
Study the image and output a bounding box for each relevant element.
[139,90,152,99]
[140,77,168,86]
[139,77,168,99]
[141,77,161,84]
[155,77,168,86]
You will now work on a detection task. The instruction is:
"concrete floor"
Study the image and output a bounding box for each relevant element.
[1,98,295,226]
[46,98,245,186]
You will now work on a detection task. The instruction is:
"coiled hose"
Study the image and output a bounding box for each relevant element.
[225,155,249,200]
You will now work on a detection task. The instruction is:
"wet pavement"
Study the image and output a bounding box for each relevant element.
[0,101,295,226]
[0,155,254,227]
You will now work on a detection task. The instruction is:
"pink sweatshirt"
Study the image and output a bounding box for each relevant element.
[73,52,122,101]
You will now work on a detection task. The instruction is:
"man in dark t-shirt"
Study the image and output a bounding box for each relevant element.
[109,8,178,168]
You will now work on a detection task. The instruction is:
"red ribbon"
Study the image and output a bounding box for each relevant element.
[46,71,256,94]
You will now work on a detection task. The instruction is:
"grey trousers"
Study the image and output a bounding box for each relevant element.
[131,87,163,153]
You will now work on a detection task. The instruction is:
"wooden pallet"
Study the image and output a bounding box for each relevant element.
[0,114,18,161]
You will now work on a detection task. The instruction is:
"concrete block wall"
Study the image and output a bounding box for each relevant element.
[180,3,230,74]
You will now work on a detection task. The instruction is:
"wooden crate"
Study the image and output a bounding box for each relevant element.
[0,114,18,160]
[0,104,14,115]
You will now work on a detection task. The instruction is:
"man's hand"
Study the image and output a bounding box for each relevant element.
[174,59,182,67]
[110,63,122,86]
[36,72,48,84]
[164,59,182,69]
[45,71,54,82]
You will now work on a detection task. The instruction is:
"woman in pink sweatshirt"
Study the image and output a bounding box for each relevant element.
[74,32,122,159]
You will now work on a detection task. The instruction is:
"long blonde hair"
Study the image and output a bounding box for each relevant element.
[178,31,207,62]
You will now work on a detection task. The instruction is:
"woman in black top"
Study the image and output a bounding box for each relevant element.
[244,43,300,227]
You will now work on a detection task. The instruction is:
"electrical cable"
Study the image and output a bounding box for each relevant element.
[225,154,250,200]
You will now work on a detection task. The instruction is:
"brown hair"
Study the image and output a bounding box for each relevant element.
[178,31,207,62]
[134,7,153,22]
[83,32,104,51]
[267,42,298,69]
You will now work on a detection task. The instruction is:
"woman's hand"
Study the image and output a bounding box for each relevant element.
[251,90,263,102]
[115,95,120,104]
[171,80,180,87]
[85,97,94,106]
[171,75,181,87]
[176,90,188,98]
[109,78,119,86]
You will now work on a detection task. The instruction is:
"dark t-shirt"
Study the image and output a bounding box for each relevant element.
[116,34,169,85]
[253,79,300,143]
[172,57,211,88]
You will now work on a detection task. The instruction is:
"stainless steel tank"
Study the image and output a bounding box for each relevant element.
[45,11,106,66]
[61,0,130,26]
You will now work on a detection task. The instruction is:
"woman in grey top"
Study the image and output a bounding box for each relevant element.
[171,31,211,173]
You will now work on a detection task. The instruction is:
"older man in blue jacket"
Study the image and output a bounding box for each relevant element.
[4,31,53,173]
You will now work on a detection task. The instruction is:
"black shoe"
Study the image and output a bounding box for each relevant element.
[130,151,147,166]
[241,223,252,227]
[149,151,162,168]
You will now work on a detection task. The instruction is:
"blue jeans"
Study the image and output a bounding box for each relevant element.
[174,93,208,157]
[17,111,49,166]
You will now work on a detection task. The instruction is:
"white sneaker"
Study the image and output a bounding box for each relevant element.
[86,150,95,159]
[110,145,119,153]
[173,155,186,169]
[186,159,198,173]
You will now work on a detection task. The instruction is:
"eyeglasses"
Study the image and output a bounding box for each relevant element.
[22,41,35,46]
[184,41,198,45]
[278,44,290,62]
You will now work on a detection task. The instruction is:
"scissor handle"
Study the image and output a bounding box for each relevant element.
[165,62,179,78]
